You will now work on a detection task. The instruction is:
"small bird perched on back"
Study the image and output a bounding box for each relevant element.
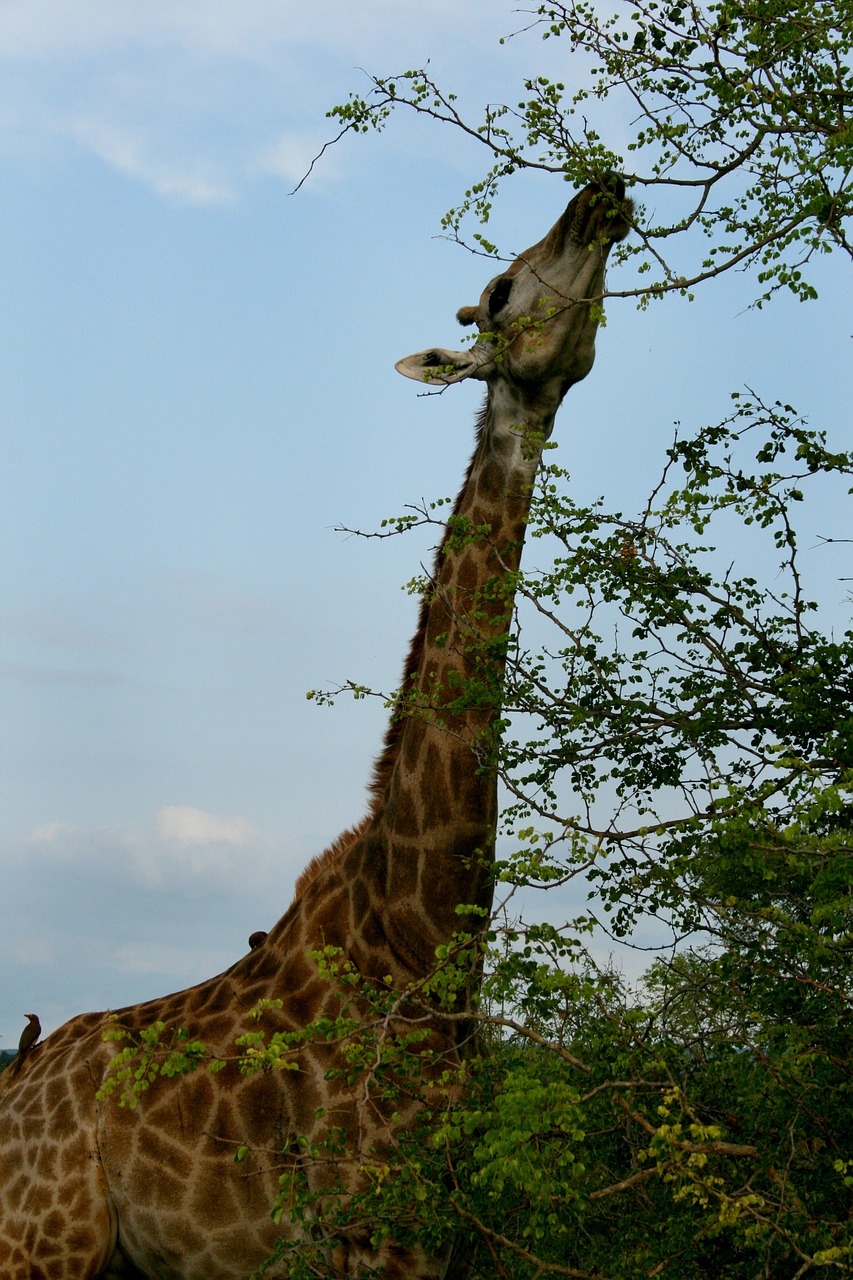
[11,1013,41,1077]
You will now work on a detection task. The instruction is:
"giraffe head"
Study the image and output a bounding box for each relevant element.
[396,175,632,413]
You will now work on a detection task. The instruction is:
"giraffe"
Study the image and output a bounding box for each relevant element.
[0,176,631,1279]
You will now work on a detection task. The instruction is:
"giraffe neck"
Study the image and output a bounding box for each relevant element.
[366,386,559,962]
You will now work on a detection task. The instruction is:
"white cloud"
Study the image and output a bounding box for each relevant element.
[20,807,273,895]
[3,807,300,1034]
[155,805,258,848]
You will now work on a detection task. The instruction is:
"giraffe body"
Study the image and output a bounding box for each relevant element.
[0,178,631,1278]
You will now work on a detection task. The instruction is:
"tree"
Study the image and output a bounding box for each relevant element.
[317,0,852,307]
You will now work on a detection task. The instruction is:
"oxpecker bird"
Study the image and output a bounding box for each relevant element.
[12,1013,41,1076]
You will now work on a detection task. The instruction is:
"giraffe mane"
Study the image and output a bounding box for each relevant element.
[291,815,372,899]
[291,400,489,902]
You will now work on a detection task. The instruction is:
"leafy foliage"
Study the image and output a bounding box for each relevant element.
[317,0,852,306]
[97,1017,225,1109]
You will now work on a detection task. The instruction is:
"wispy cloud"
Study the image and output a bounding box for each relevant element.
[1,603,116,651]
[258,130,341,189]
[67,117,236,203]
[0,599,125,683]
[0,0,514,202]
[23,806,273,893]
[0,0,496,62]
[27,820,74,844]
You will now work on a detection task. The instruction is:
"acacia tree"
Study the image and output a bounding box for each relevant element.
[284,3,853,1275]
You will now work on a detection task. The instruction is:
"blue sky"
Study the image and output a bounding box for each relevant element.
[1,0,850,1048]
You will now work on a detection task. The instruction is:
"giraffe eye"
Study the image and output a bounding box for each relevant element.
[487,277,513,316]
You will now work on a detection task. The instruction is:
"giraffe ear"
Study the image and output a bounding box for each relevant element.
[395,348,483,385]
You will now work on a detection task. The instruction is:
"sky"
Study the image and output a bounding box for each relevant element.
[1,0,850,1049]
